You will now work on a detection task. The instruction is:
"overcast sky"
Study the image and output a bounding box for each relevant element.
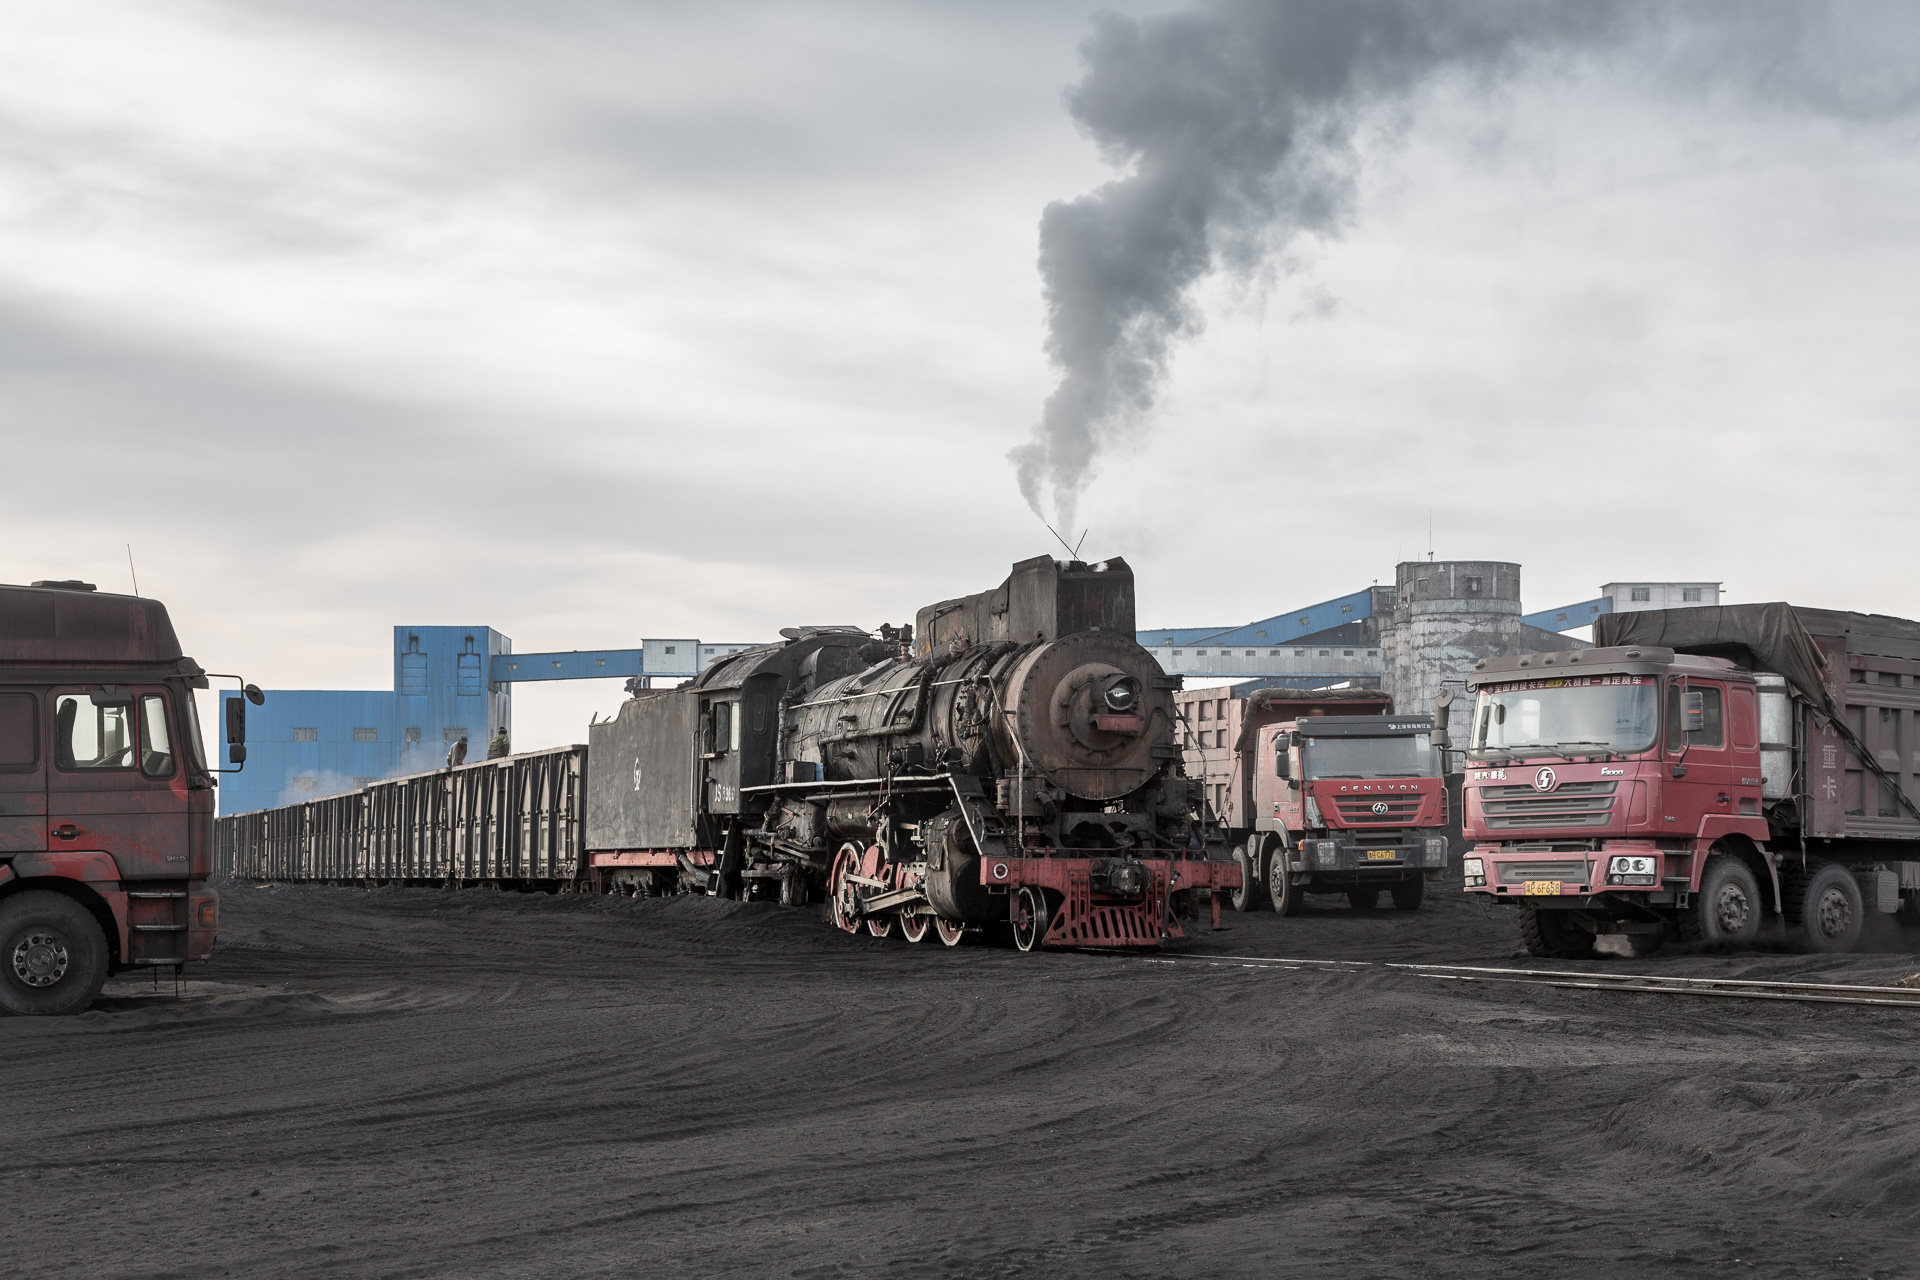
[3,0,1917,751]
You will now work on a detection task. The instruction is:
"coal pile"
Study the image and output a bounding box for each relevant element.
[5,883,1918,1278]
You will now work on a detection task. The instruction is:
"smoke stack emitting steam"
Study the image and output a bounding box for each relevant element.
[1010,0,1913,531]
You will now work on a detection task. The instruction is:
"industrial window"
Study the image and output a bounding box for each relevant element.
[353,727,378,743]
[1245,650,1256,657]
[1683,588,1702,602]
[139,694,174,778]
[405,727,422,744]
[1269,650,1280,656]
[664,646,676,655]
[1216,699,1228,718]
[1367,650,1378,657]
[1172,650,1183,656]
[595,658,606,667]
[0,693,36,769]
[1295,649,1306,657]
[444,727,468,742]
[353,776,375,788]
[1195,650,1208,656]
[291,776,317,791]
[705,648,714,656]
[1465,577,1482,594]
[1631,588,1651,602]
[508,662,519,671]
[1343,650,1354,657]
[1198,702,1211,720]
[1318,649,1331,657]
[54,696,135,771]
[400,651,427,695]
[1341,604,1353,613]
[457,652,483,696]
[292,727,318,741]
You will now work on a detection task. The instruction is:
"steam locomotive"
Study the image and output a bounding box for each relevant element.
[586,556,1239,950]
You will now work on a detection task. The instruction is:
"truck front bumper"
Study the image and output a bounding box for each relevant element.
[1301,834,1448,876]
[1462,841,1684,902]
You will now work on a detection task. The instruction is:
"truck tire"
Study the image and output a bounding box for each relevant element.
[0,892,111,1017]
[1518,905,1594,959]
[1796,862,1863,954]
[1229,844,1261,912]
[1268,852,1304,917]
[1679,854,1764,948]
[1390,877,1424,911]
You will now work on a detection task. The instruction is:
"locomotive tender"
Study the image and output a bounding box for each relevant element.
[588,556,1238,949]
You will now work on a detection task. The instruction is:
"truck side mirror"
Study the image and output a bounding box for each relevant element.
[226,694,246,746]
[1683,691,1706,735]
[245,683,266,707]
[1274,733,1291,777]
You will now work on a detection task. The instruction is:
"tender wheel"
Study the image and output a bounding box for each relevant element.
[1229,844,1261,912]
[1012,886,1050,953]
[1347,888,1379,912]
[1798,862,1863,954]
[778,869,807,907]
[899,911,930,944]
[827,842,863,935]
[934,917,967,947]
[1267,846,1303,916]
[0,892,110,1017]
[1390,877,1425,911]
[1680,853,1764,948]
[1518,905,1596,959]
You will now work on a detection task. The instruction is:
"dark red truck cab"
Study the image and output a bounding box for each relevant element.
[1,580,253,1015]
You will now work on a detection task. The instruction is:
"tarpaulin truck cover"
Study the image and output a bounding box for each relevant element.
[1594,603,1835,715]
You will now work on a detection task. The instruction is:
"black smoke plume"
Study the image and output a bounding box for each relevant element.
[1011,0,1920,530]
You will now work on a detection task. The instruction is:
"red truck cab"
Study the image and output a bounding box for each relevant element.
[1459,646,1772,956]
[1177,687,1449,915]
[1,580,256,1015]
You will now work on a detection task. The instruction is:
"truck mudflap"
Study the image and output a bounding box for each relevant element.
[977,854,1240,947]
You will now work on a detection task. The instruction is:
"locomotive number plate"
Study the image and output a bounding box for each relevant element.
[1523,880,1563,896]
[1365,850,1396,861]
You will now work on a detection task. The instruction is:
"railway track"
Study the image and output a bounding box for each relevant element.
[1147,953,1920,1010]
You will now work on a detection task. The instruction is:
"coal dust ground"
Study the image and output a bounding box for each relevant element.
[6,883,1920,1279]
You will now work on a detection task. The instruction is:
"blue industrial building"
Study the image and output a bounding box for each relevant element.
[218,625,750,816]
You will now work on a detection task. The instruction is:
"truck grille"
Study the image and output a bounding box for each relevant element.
[1333,796,1424,825]
[1479,781,1617,830]
[1498,860,1592,885]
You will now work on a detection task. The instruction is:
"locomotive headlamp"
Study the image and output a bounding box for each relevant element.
[1606,854,1658,886]
[1462,857,1486,888]
[1102,676,1140,713]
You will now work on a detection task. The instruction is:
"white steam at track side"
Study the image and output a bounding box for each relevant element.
[1011,0,1920,531]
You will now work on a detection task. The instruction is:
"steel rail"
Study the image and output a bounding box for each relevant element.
[1145,953,1920,1010]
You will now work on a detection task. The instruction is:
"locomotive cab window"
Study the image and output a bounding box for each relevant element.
[705,701,739,755]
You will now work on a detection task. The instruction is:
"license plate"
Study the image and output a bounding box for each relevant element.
[1366,850,1397,861]
[1523,880,1563,896]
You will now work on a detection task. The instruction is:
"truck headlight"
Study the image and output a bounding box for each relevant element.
[1314,840,1339,868]
[1423,836,1448,868]
[1606,854,1658,886]
[1462,857,1485,888]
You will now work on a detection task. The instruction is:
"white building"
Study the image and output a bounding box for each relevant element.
[1601,582,1723,613]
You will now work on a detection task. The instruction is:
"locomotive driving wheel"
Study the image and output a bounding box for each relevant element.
[1012,885,1050,953]
[934,917,966,947]
[828,842,863,934]
[898,910,930,943]
[863,848,895,938]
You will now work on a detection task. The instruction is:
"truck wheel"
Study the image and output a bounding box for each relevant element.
[1518,905,1595,959]
[1797,862,1863,954]
[0,892,111,1017]
[1347,888,1379,911]
[1389,877,1424,911]
[1229,844,1261,912]
[1679,854,1764,948]
[1267,851,1304,917]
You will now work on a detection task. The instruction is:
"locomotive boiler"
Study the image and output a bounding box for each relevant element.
[585,556,1239,950]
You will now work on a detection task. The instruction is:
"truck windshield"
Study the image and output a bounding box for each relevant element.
[1469,677,1658,759]
[1301,733,1438,779]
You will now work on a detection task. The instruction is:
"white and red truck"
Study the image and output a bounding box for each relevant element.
[1177,687,1450,914]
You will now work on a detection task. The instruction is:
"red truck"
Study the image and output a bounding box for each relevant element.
[1178,687,1451,914]
[1461,603,1920,956]
[1,580,261,1015]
